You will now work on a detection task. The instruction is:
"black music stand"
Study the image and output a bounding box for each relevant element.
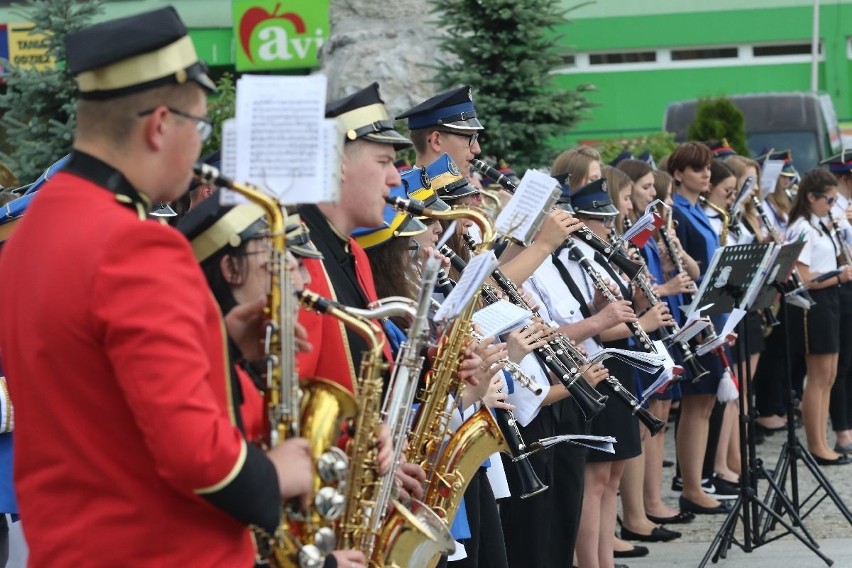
[699,242,838,567]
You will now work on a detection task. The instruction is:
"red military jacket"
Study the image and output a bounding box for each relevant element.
[297,205,392,393]
[0,158,273,566]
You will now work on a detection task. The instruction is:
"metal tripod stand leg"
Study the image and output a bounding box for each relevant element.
[698,299,834,567]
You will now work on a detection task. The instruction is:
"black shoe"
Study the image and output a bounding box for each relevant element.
[613,545,649,558]
[621,525,681,542]
[646,510,695,525]
[812,453,852,466]
[679,495,732,515]
[711,474,740,500]
[662,459,674,468]
[671,476,715,493]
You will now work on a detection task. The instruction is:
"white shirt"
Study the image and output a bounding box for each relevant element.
[831,193,852,252]
[786,214,838,274]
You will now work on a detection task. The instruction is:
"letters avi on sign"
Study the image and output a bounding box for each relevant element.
[233,0,329,71]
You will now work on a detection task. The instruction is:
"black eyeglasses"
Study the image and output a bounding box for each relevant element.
[138,106,213,142]
[440,130,480,148]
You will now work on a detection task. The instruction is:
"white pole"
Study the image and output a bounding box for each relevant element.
[811,0,820,92]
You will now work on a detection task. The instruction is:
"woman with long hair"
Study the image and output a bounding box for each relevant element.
[786,169,852,464]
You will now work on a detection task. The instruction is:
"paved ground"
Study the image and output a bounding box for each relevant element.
[620,417,852,568]
[5,416,851,568]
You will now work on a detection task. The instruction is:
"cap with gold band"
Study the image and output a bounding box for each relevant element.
[352,180,426,250]
[326,83,411,150]
[178,190,323,262]
[65,7,215,100]
[425,153,478,201]
[401,165,449,213]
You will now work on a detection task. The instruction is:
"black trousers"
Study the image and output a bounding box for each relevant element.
[0,514,8,568]
[452,467,508,568]
[755,305,807,417]
[829,284,852,431]
[500,404,560,568]
[550,398,588,566]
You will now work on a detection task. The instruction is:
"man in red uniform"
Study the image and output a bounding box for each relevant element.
[0,8,312,567]
[297,83,410,392]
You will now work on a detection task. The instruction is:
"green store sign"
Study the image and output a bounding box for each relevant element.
[233,0,329,71]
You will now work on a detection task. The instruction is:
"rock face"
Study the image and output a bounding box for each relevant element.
[320,0,455,116]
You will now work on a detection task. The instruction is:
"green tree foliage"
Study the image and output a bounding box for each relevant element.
[597,132,678,167]
[0,0,104,183]
[202,72,236,157]
[687,96,750,156]
[431,0,594,171]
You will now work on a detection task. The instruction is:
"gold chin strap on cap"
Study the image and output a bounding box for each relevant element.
[75,35,199,93]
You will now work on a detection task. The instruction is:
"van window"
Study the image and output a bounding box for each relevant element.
[746,132,818,174]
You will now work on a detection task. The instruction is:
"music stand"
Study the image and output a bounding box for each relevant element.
[699,242,838,567]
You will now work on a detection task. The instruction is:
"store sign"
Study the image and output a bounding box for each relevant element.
[233,0,329,71]
[7,23,53,70]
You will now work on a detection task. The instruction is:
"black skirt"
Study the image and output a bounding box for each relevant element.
[587,339,641,462]
[790,286,841,354]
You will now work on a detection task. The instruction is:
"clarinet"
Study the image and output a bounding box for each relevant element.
[470,158,645,281]
[563,238,657,353]
[438,270,548,498]
[440,243,608,422]
[752,195,814,303]
[828,210,852,268]
[611,224,708,382]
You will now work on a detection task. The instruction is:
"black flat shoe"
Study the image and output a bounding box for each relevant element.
[646,510,695,524]
[621,525,681,542]
[613,545,649,558]
[812,453,852,466]
[679,495,732,515]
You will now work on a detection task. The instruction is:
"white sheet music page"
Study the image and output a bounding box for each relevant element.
[218,119,247,205]
[434,251,499,323]
[760,161,784,198]
[472,300,533,338]
[495,170,560,245]
[234,74,331,204]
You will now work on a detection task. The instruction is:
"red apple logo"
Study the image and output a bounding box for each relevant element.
[239,3,306,63]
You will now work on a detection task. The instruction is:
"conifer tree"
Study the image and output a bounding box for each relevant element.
[431,0,593,171]
[0,0,104,183]
[687,97,750,156]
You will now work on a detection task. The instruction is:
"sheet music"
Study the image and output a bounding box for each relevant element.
[760,160,784,198]
[434,251,498,322]
[495,170,560,245]
[670,304,712,343]
[218,119,247,205]
[731,176,755,217]
[234,74,332,204]
[538,434,616,454]
[639,340,680,399]
[743,243,777,309]
[472,300,533,338]
[319,118,343,203]
[696,308,747,356]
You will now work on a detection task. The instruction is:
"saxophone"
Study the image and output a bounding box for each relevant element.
[193,164,356,568]
[384,197,509,537]
[699,195,730,246]
[329,295,453,567]
[371,257,455,568]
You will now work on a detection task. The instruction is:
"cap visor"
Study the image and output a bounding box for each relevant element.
[424,197,450,212]
[576,204,618,217]
[396,215,426,237]
[187,64,217,94]
[363,130,412,150]
[290,244,323,259]
[441,117,484,131]
[555,201,575,214]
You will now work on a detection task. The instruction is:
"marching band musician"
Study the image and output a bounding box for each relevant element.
[667,142,733,515]
[398,85,485,192]
[499,176,609,568]
[0,9,314,566]
[179,194,372,568]
[784,168,852,465]
[821,151,852,454]
[295,83,431,516]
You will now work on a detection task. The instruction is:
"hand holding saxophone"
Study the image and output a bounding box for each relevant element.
[266,438,314,501]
